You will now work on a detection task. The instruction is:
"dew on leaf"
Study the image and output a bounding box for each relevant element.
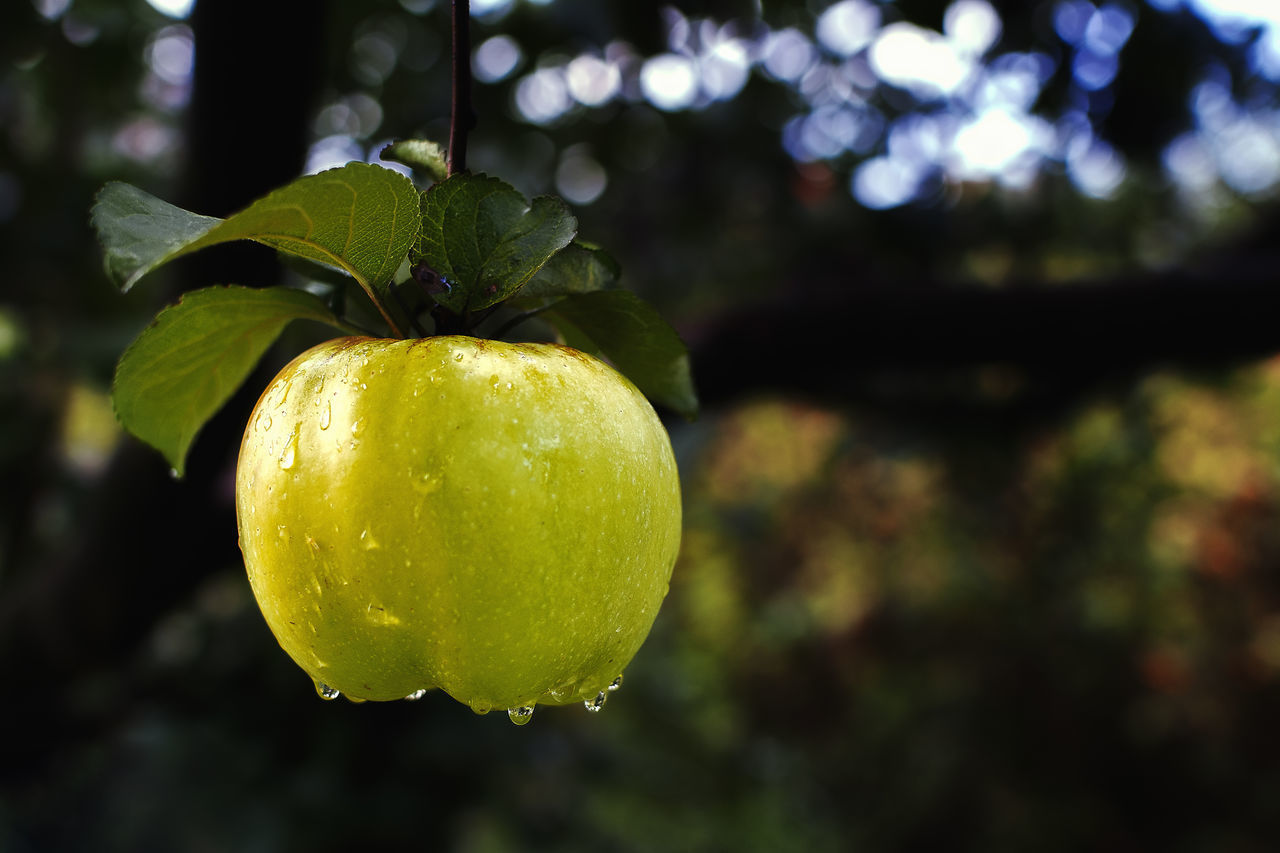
[584,691,607,713]
[508,705,535,726]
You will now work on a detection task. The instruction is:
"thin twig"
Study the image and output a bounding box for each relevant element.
[448,0,474,176]
[490,304,555,341]
[388,284,428,338]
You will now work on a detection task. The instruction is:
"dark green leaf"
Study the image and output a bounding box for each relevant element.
[113,285,353,477]
[518,240,620,300]
[380,139,449,183]
[544,290,698,419]
[416,173,577,313]
[93,163,421,294]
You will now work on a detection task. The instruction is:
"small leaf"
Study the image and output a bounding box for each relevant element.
[544,290,698,419]
[93,163,421,294]
[518,241,620,300]
[380,139,449,183]
[113,285,353,477]
[416,174,577,313]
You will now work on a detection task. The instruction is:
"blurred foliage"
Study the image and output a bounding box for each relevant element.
[5,0,1280,850]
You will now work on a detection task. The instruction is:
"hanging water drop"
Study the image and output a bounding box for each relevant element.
[404,689,428,701]
[608,674,624,692]
[508,705,535,726]
[315,681,340,700]
[584,691,607,713]
[549,682,577,703]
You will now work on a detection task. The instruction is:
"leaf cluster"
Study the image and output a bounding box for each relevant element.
[92,153,697,475]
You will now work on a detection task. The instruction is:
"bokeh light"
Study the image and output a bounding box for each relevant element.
[474,34,523,83]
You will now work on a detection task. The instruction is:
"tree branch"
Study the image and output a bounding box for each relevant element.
[448,0,474,176]
[686,263,1280,416]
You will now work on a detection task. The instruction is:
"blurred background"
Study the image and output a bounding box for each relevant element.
[5,0,1280,849]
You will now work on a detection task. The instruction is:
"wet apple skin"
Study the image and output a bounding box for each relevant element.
[236,335,682,710]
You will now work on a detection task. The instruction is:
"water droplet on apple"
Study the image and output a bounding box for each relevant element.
[549,682,577,702]
[584,691,607,713]
[315,681,340,700]
[608,674,623,692]
[261,415,273,431]
[319,401,331,430]
[454,352,465,362]
[413,472,440,494]
[278,429,298,470]
[350,418,365,437]
[359,527,380,550]
[277,524,290,544]
[404,689,428,701]
[508,705,535,726]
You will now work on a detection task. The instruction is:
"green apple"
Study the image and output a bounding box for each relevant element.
[236,335,682,719]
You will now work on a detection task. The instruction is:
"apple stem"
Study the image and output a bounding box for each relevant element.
[447,0,474,177]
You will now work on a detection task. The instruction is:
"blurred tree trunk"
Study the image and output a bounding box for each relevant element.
[1,0,325,715]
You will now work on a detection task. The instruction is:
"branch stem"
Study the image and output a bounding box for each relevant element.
[491,303,555,340]
[448,0,474,176]
[359,282,406,338]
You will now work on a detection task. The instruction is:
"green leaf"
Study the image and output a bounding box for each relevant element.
[544,290,698,419]
[93,163,421,295]
[518,241,620,300]
[113,285,353,477]
[380,139,449,184]
[416,174,577,313]
[92,183,221,290]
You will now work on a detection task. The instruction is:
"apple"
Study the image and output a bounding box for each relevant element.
[236,335,682,719]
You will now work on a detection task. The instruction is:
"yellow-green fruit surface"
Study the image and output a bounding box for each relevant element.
[236,335,682,712]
